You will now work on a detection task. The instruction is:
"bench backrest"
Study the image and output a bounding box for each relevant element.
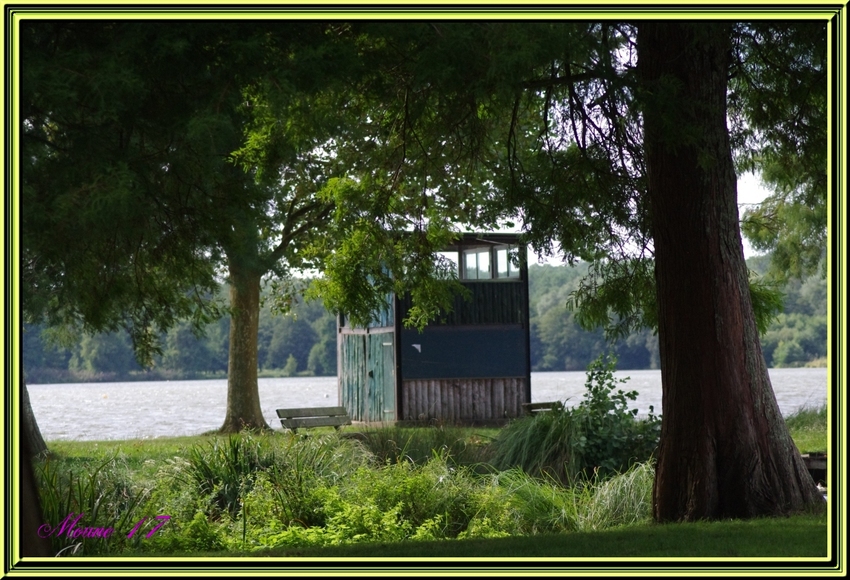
[521,401,565,416]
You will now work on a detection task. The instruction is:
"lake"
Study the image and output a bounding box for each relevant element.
[28,368,828,442]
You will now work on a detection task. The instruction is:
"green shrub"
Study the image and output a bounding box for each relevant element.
[487,353,661,483]
[570,353,660,477]
[334,453,479,539]
[315,488,414,545]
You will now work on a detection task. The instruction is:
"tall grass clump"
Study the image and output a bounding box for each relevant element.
[463,468,584,537]
[263,433,372,526]
[34,455,148,556]
[353,425,487,467]
[481,409,580,484]
[172,432,370,518]
[176,433,279,518]
[577,461,655,531]
[487,353,661,484]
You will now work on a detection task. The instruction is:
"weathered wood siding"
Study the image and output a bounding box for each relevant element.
[398,280,527,326]
[401,377,527,422]
[339,333,365,421]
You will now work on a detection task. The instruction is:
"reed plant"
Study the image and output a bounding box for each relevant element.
[176,433,278,518]
[34,455,148,555]
[173,432,370,520]
[352,425,489,467]
[577,461,655,531]
[482,411,580,483]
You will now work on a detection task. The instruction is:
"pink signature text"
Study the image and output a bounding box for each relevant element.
[38,512,171,540]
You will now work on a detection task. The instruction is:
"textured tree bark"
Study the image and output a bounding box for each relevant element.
[20,427,52,557]
[20,377,52,556]
[219,261,271,432]
[638,22,822,521]
[22,378,48,457]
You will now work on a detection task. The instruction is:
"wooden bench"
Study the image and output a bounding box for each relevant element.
[522,401,565,416]
[801,452,827,485]
[276,406,352,433]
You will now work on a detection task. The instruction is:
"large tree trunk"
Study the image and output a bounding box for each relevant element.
[22,378,48,457]
[219,261,270,432]
[638,22,822,521]
[20,433,53,556]
[20,380,53,557]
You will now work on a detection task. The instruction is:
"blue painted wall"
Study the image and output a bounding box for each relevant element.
[400,325,528,379]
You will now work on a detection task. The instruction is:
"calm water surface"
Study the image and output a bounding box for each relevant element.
[29,368,828,441]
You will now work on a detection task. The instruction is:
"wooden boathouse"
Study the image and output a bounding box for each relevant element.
[337,233,531,425]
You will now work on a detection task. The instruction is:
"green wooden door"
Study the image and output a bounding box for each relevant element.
[366,332,396,423]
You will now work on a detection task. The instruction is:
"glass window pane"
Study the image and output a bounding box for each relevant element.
[465,252,478,279]
[477,250,490,279]
[496,248,509,278]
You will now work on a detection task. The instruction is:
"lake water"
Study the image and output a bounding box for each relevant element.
[28,368,828,442]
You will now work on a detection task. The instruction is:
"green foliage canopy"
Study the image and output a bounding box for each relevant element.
[20,21,357,364]
[730,22,828,280]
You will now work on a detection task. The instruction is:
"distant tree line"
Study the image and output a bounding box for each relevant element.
[527,255,826,372]
[746,256,827,368]
[22,288,338,384]
[527,262,660,371]
[23,256,826,383]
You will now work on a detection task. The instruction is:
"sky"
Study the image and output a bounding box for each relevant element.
[527,172,773,266]
[736,172,772,258]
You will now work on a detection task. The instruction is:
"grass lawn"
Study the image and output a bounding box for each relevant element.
[785,406,829,454]
[160,514,826,559]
